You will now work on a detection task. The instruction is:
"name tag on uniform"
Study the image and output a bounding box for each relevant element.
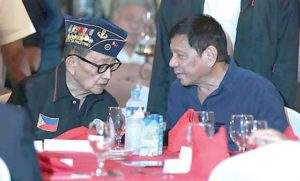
[37,114,59,132]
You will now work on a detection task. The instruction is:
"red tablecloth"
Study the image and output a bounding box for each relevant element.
[42,150,206,181]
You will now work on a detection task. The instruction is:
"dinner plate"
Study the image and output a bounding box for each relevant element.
[121,160,164,167]
[108,149,134,160]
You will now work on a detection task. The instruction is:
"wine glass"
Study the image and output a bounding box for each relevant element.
[245,120,268,150]
[88,119,114,176]
[194,111,215,137]
[108,107,126,149]
[252,120,268,131]
[229,114,254,152]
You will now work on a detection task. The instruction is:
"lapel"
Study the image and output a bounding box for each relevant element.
[195,0,205,13]
[241,0,252,12]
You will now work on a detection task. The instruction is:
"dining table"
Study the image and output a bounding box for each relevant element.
[41,149,206,181]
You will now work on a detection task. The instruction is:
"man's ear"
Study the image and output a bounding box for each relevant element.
[65,56,76,75]
[204,45,218,68]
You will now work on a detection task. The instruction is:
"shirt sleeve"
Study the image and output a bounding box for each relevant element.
[254,82,288,132]
[0,0,36,46]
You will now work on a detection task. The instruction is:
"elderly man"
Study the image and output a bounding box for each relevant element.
[0,0,35,87]
[106,0,154,107]
[111,0,153,64]
[8,16,127,139]
[166,14,288,150]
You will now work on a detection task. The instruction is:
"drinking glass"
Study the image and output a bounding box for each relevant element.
[108,107,126,149]
[88,119,114,176]
[252,120,268,131]
[245,120,268,150]
[194,111,215,137]
[229,114,254,152]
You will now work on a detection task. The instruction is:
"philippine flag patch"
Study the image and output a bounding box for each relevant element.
[37,114,59,132]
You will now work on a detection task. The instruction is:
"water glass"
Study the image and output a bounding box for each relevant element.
[252,120,268,131]
[194,111,215,137]
[88,119,114,176]
[245,120,268,149]
[108,107,126,149]
[229,114,254,152]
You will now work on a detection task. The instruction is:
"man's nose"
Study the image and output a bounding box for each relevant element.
[101,68,111,79]
[169,56,178,68]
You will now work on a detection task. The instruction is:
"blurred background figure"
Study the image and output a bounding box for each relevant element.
[0,0,35,88]
[37,0,64,73]
[22,0,47,74]
[111,0,155,64]
[106,0,156,108]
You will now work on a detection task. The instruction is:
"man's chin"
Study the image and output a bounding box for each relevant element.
[179,79,191,86]
[91,90,104,95]
[90,87,104,94]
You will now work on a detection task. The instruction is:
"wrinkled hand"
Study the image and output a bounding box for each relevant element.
[247,129,287,148]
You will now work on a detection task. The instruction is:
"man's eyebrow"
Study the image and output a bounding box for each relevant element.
[94,58,112,64]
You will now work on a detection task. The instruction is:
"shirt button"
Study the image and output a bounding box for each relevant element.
[72,100,77,104]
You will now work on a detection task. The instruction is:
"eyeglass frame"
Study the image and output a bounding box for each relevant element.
[68,54,122,74]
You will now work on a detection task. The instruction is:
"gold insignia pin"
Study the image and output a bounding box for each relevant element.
[97,29,108,39]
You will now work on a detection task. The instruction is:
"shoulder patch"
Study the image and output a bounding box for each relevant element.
[37,114,59,132]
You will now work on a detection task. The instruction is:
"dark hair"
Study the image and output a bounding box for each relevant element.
[169,14,228,62]
[63,45,91,60]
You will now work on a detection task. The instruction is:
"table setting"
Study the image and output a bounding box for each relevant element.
[35,108,298,181]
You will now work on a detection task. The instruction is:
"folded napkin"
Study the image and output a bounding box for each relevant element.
[54,126,89,140]
[38,152,75,174]
[189,126,229,179]
[168,109,198,152]
[284,126,299,140]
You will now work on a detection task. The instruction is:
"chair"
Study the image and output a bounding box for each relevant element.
[209,141,300,181]
[0,157,10,181]
[0,87,11,103]
[284,107,300,138]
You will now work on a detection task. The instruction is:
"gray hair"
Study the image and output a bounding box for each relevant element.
[63,45,92,60]
[110,0,155,19]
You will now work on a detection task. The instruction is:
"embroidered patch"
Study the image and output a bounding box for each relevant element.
[37,114,59,132]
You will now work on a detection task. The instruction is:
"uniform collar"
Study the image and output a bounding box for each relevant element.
[241,0,252,12]
[52,62,71,102]
[198,0,205,13]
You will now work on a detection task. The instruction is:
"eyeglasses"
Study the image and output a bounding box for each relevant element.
[68,54,122,74]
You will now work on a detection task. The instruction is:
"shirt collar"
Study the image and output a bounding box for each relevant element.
[190,58,237,94]
[218,58,237,92]
[52,62,71,102]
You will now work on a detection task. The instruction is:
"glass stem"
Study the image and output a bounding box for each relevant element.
[96,157,105,176]
[239,146,246,152]
[116,137,122,148]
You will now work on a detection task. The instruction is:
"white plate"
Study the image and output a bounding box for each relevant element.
[121,161,164,167]
[108,149,134,160]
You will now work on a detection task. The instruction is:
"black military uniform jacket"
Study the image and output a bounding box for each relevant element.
[9,62,118,139]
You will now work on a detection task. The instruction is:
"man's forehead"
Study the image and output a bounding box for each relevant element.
[170,35,190,48]
[86,51,115,63]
